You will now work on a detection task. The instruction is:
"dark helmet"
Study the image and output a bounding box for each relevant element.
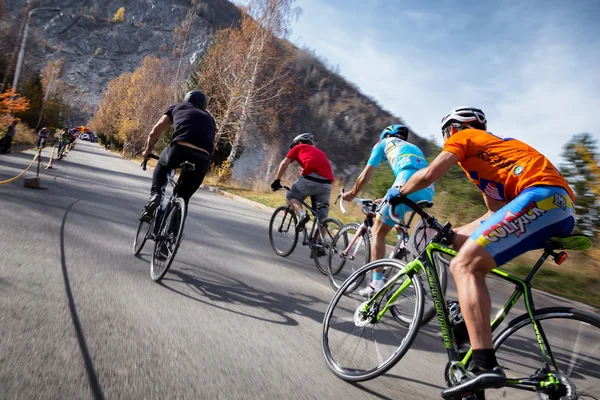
[380,124,409,141]
[183,90,208,110]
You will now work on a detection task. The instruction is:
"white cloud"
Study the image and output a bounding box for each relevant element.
[292,0,600,164]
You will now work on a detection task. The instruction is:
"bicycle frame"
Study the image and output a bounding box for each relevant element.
[363,240,564,392]
[277,187,330,247]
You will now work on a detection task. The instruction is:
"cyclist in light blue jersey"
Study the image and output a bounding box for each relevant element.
[344,124,434,296]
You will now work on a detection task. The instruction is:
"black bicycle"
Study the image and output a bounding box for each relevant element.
[269,186,343,274]
[133,154,194,282]
[322,195,599,399]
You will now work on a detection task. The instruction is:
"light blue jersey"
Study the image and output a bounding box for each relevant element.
[368,137,434,227]
[367,137,428,186]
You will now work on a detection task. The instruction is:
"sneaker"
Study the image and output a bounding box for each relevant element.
[155,243,169,261]
[295,210,310,232]
[358,279,385,298]
[140,194,160,222]
[441,365,506,399]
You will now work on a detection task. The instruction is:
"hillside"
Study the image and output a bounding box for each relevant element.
[1,0,429,176]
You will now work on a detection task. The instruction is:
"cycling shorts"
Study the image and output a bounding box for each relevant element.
[287,176,332,220]
[471,186,575,266]
[377,169,434,227]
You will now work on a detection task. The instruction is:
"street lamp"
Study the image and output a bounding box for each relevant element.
[11,7,63,94]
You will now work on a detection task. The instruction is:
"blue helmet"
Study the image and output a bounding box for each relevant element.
[380,124,409,141]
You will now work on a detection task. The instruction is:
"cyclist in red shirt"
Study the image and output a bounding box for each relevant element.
[271,133,334,252]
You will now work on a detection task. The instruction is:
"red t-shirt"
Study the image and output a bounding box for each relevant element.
[286,144,334,181]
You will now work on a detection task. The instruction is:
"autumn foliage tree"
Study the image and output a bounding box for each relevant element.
[194,0,299,168]
[88,56,176,156]
[0,87,29,127]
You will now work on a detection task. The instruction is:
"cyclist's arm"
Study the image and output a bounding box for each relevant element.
[143,114,172,156]
[274,157,293,180]
[400,151,458,195]
[345,165,376,200]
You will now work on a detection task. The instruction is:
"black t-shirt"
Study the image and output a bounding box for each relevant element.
[165,102,216,154]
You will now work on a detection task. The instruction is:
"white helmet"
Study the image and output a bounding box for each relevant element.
[290,132,314,148]
[440,106,487,131]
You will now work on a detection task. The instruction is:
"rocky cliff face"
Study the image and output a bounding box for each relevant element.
[3,0,429,177]
[4,0,240,124]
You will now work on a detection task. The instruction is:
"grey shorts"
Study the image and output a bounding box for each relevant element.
[287,177,332,220]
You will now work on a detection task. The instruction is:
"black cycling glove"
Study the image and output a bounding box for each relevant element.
[271,179,282,191]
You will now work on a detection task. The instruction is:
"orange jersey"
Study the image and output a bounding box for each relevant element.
[443,129,575,203]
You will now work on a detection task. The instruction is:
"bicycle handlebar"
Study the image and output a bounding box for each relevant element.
[140,154,160,171]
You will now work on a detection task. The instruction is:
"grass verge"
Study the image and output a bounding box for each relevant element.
[206,175,600,308]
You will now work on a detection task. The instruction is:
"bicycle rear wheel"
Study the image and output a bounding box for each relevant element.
[487,307,600,400]
[312,217,343,275]
[150,198,186,282]
[322,259,424,381]
[133,218,152,256]
[268,206,298,257]
[327,223,370,292]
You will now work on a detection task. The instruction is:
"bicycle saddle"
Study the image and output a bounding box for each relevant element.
[180,161,196,171]
[416,200,434,209]
[545,234,592,251]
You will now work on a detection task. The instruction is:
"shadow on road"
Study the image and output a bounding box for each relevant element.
[60,200,105,400]
[154,261,329,327]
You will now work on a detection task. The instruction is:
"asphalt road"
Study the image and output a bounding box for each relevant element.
[0,141,598,400]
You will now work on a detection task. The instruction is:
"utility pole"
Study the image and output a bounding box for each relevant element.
[11,7,62,93]
[36,68,57,130]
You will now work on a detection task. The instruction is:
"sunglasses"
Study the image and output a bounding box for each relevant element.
[442,123,463,139]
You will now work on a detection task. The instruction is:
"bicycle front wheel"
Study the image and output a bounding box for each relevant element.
[391,249,449,327]
[312,217,343,275]
[327,223,370,292]
[150,198,186,282]
[268,206,298,257]
[133,218,152,256]
[489,307,600,399]
[322,259,424,381]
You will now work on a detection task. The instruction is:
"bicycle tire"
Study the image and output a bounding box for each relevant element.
[268,206,299,257]
[327,223,370,292]
[312,217,344,275]
[133,218,152,256]
[322,259,425,382]
[390,249,448,327]
[150,198,186,282]
[487,307,600,400]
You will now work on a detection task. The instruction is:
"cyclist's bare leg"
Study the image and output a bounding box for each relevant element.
[358,219,393,296]
[449,238,497,350]
[288,198,303,214]
[371,218,393,261]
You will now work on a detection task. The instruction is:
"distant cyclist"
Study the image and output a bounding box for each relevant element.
[343,124,434,297]
[57,129,69,158]
[271,133,334,254]
[140,90,215,221]
[395,106,576,397]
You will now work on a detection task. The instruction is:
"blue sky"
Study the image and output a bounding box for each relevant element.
[290,0,600,164]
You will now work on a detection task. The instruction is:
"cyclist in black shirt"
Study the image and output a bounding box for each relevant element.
[140,90,215,221]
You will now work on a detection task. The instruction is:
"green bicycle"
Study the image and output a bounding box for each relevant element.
[321,195,599,399]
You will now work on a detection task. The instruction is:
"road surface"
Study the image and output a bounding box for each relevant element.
[0,141,597,399]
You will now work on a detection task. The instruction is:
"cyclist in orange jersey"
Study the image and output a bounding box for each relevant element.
[390,107,575,398]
